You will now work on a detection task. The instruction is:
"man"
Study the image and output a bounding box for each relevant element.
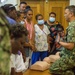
[19,2,27,13]
[2,4,17,25]
[50,5,75,75]
[0,8,11,75]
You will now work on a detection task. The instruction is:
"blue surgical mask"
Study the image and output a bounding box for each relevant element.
[37,20,44,25]
[49,17,55,22]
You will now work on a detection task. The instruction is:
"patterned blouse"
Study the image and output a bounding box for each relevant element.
[34,24,50,51]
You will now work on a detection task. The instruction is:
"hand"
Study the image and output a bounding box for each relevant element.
[31,45,37,52]
[56,52,60,55]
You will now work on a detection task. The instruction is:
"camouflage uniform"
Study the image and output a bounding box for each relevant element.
[50,21,75,75]
[0,8,11,75]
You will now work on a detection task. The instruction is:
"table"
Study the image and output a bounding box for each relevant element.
[23,69,52,75]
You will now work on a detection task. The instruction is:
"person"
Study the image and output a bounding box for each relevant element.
[16,11,25,24]
[10,24,28,75]
[0,8,11,75]
[2,4,17,25]
[43,26,65,63]
[19,2,27,13]
[45,12,64,55]
[24,5,31,18]
[23,8,35,68]
[31,14,50,64]
[51,25,65,53]
[50,5,75,75]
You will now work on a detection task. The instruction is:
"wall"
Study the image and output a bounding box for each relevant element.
[70,0,75,5]
[0,0,20,10]
[1,0,75,9]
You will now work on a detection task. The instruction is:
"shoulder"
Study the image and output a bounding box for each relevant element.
[34,24,38,28]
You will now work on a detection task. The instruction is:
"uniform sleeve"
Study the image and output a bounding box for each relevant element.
[67,26,75,43]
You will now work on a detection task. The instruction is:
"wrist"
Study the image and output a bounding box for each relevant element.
[58,41,60,44]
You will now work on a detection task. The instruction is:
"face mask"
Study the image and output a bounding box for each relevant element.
[37,20,44,25]
[20,21,25,25]
[49,17,55,22]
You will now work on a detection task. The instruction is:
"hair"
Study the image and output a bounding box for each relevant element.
[65,5,75,16]
[57,25,64,32]
[26,5,31,9]
[10,24,28,38]
[35,14,43,20]
[24,8,33,14]
[2,4,16,14]
[17,11,24,17]
[49,12,56,17]
[20,2,27,5]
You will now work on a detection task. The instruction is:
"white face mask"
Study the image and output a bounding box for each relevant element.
[37,20,44,25]
[49,17,55,22]
[20,21,25,25]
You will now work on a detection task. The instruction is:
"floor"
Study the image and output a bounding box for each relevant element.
[23,69,52,75]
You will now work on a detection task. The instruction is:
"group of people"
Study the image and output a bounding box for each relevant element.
[0,1,75,75]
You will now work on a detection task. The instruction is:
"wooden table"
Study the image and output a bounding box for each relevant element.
[23,69,52,75]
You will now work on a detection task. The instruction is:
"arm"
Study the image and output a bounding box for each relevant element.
[30,25,36,51]
[59,41,74,50]
[11,68,15,75]
[47,35,51,52]
[56,33,75,50]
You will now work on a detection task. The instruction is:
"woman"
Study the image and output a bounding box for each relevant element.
[24,8,35,68]
[31,14,50,64]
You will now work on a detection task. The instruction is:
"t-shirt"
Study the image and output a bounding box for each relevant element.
[6,16,17,25]
[34,24,50,51]
[10,52,25,72]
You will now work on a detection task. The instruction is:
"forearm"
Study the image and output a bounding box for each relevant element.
[47,35,50,43]
[11,68,15,75]
[59,41,74,50]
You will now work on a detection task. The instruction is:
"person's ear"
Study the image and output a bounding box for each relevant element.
[70,12,74,17]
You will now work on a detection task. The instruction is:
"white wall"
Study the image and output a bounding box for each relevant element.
[0,0,20,10]
[70,0,75,5]
[0,0,75,9]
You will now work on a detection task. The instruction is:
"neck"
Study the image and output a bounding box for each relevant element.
[38,24,44,30]
[26,18,31,23]
[70,17,75,22]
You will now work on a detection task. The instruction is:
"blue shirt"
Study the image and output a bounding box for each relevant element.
[6,16,17,25]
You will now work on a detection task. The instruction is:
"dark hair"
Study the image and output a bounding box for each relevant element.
[17,11,24,17]
[10,24,28,38]
[57,25,64,32]
[49,12,56,17]
[35,14,43,20]
[25,8,33,14]
[65,5,75,16]
[2,4,16,14]
[20,2,27,5]
[26,5,31,9]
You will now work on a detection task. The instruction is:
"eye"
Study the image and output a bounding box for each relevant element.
[28,14,33,16]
